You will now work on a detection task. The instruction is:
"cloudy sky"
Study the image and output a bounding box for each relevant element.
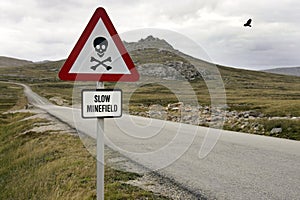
[1,0,300,70]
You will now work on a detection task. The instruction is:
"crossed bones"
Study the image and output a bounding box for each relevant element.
[90,56,112,71]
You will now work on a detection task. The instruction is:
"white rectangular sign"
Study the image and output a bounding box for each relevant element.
[82,89,122,118]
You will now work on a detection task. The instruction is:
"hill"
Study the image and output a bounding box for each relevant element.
[263,66,300,77]
[124,35,174,52]
[0,35,299,140]
[0,56,33,68]
[0,36,299,118]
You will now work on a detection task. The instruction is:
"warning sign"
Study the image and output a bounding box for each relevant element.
[59,7,139,82]
[82,89,122,118]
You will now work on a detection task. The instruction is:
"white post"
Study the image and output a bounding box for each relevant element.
[96,82,104,200]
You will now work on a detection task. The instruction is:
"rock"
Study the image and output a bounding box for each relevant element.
[270,128,282,134]
[182,115,192,122]
[183,106,193,112]
[248,110,261,117]
[206,117,212,122]
[202,110,209,114]
[164,61,201,80]
[243,113,250,118]
[226,111,234,117]
[25,104,34,109]
[212,116,223,122]
[148,104,167,120]
[130,102,292,138]
[167,102,183,111]
[139,112,148,117]
[197,105,203,110]
[149,104,164,111]
[49,96,67,106]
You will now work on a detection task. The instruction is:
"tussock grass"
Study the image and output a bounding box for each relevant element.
[218,66,300,116]
[0,83,169,199]
[0,112,169,200]
[0,48,299,141]
[1,50,299,117]
[0,82,27,112]
[31,82,73,105]
[0,112,97,200]
[258,119,300,140]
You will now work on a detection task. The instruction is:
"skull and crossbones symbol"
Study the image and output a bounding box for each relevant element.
[90,37,112,71]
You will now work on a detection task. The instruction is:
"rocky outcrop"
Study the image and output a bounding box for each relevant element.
[124,35,174,52]
[129,102,299,135]
[136,61,202,80]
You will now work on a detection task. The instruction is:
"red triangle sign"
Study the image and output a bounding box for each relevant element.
[59,7,139,82]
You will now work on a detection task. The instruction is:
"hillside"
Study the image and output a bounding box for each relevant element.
[0,56,33,68]
[0,35,299,118]
[263,67,300,77]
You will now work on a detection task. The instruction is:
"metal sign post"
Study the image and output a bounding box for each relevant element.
[81,83,122,199]
[96,82,104,200]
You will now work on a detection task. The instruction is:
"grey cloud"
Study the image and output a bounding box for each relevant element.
[249,43,273,52]
[1,0,300,69]
[149,0,220,23]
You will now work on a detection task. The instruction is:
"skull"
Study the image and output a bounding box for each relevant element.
[93,37,108,57]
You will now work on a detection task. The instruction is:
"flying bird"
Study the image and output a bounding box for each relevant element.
[244,19,252,27]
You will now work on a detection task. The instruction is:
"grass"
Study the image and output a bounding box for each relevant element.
[257,119,300,140]
[131,48,300,117]
[0,82,27,112]
[31,82,73,105]
[0,113,169,199]
[0,46,299,140]
[218,66,300,116]
[223,117,300,140]
[0,83,170,199]
[9,50,297,117]
[0,50,299,117]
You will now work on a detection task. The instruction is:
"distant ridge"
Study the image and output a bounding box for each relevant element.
[0,56,33,67]
[124,35,174,52]
[263,67,300,77]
